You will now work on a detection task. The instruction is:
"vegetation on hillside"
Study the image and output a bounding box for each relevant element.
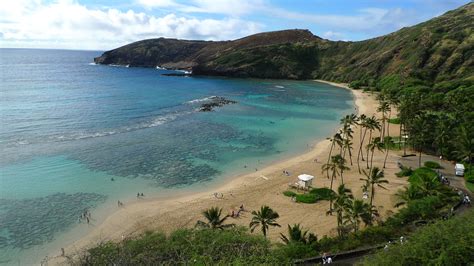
[363,208,474,265]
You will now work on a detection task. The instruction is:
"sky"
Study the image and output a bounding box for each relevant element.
[0,0,470,50]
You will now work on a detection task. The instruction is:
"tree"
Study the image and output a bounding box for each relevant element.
[336,153,350,184]
[325,132,343,179]
[361,167,388,209]
[364,116,381,169]
[453,125,474,172]
[342,137,354,166]
[249,205,281,238]
[195,207,233,229]
[383,136,394,168]
[344,199,372,232]
[280,224,317,245]
[357,115,369,173]
[377,99,391,141]
[322,154,345,210]
[331,184,353,237]
[366,137,384,170]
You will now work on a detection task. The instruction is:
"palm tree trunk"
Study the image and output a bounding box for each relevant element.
[370,149,375,172]
[329,171,335,211]
[419,147,422,168]
[326,142,334,179]
[348,148,353,166]
[370,183,375,207]
[383,145,389,168]
[387,110,391,138]
[399,123,402,150]
[366,131,373,169]
[357,128,368,173]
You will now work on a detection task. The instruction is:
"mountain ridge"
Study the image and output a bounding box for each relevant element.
[94,3,473,84]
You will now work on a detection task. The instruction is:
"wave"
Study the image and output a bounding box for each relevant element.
[275,85,285,89]
[186,96,217,104]
[176,69,192,74]
[8,111,193,146]
[109,64,130,68]
[88,62,97,66]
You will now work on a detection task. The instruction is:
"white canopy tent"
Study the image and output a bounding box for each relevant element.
[297,174,314,189]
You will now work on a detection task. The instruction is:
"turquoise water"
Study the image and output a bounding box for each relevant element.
[0,48,354,264]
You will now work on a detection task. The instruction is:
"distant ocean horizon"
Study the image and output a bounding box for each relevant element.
[0,48,354,264]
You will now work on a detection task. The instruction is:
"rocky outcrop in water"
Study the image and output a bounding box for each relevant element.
[199,96,237,112]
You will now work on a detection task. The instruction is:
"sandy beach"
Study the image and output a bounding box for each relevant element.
[50,81,408,264]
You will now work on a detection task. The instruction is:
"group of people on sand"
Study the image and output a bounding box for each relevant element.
[117,200,124,207]
[213,192,224,199]
[136,192,145,198]
[282,170,291,176]
[230,204,245,218]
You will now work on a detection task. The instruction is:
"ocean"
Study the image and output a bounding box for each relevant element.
[0,48,354,264]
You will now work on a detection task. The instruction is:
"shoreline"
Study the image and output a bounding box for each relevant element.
[49,80,405,265]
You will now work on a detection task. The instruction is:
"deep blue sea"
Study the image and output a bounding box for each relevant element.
[0,48,353,264]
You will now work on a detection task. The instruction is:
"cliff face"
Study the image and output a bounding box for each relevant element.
[95,3,473,82]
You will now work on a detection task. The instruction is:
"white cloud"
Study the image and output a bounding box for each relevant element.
[136,0,179,9]
[322,31,346,41]
[136,0,264,16]
[0,0,261,50]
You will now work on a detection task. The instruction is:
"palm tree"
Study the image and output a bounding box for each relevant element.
[195,207,233,229]
[366,137,384,170]
[342,138,354,166]
[332,184,353,237]
[364,116,381,169]
[344,199,372,232]
[453,125,474,172]
[361,167,388,208]
[383,136,394,168]
[322,154,344,210]
[325,132,343,179]
[357,115,369,173]
[249,205,281,237]
[336,153,350,184]
[280,224,317,245]
[377,100,390,141]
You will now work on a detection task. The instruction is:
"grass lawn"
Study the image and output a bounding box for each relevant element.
[465,180,474,193]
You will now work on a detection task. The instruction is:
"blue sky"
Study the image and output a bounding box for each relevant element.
[0,0,470,50]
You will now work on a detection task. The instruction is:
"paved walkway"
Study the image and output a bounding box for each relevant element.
[399,154,472,197]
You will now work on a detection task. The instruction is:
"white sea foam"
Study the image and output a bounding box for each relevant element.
[109,64,129,68]
[176,69,192,74]
[275,85,285,89]
[47,111,193,142]
[88,62,97,66]
[186,96,217,104]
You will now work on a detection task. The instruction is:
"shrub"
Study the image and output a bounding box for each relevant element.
[387,196,444,227]
[364,209,474,265]
[396,166,413,177]
[309,187,335,200]
[388,117,401,124]
[408,167,438,185]
[295,193,318,203]
[283,190,297,197]
[424,161,442,169]
[78,227,285,264]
